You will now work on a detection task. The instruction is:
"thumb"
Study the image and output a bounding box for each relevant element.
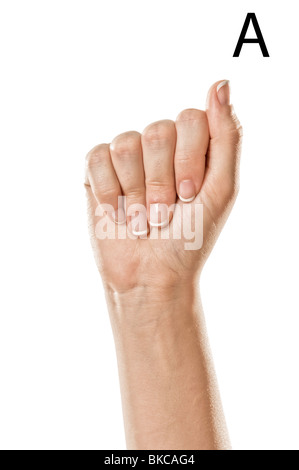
[203,80,243,209]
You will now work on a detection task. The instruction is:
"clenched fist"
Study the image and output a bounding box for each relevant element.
[85,80,242,293]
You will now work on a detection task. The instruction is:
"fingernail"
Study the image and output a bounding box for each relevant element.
[178,180,195,203]
[131,212,148,237]
[111,208,126,225]
[217,80,230,105]
[149,203,169,228]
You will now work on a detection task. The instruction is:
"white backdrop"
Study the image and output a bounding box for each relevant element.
[0,0,298,450]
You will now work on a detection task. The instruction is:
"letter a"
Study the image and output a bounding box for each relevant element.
[233,13,269,57]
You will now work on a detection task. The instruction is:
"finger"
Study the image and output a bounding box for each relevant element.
[85,144,125,224]
[175,109,209,203]
[110,131,148,237]
[141,120,176,228]
[204,80,243,206]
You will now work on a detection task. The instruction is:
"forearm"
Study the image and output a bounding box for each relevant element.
[105,283,231,450]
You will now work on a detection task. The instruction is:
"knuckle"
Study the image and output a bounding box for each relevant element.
[86,144,110,168]
[221,119,243,155]
[232,119,243,138]
[126,191,146,218]
[101,186,119,200]
[110,131,141,157]
[176,108,207,123]
[175,147,202,161]
[229,126,243,156]
[142,120,175,149]
[236,123,243,140]
[126,187,146,201]
[228,112,243,141]
[146,180,176,202]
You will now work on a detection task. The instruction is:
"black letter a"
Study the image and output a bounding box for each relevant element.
[233,13,269,57]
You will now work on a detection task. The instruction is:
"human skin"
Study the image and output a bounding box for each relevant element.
[85,80,242,450]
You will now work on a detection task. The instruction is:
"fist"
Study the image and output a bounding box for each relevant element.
[85,81,242,292]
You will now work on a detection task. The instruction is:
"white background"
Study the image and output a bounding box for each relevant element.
[0,0,298,450]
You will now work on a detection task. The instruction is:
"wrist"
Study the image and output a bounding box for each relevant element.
[104,281,201,334]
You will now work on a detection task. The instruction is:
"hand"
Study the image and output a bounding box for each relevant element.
[85,80,242,450]
[85,80,242,294]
